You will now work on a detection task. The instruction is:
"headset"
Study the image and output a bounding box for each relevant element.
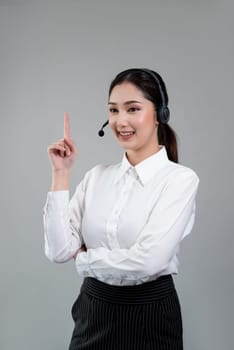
[98,68,170,137]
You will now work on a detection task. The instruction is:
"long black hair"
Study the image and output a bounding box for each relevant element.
[108,68,178,163]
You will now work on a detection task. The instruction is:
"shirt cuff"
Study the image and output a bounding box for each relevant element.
[75,251,92,277]
[43,190,69,214]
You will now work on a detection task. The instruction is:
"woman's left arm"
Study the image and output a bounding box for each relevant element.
[75,170,200,281]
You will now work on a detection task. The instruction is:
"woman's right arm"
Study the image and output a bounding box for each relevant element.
[43,113,82,263]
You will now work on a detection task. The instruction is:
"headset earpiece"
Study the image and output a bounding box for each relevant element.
[157,105,170,124]
[141,68,170,125]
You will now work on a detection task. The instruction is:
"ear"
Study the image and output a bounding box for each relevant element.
[154,112,159,127]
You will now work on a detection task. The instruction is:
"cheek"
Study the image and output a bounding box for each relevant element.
[108,118,116,131]
[137,115,155,131]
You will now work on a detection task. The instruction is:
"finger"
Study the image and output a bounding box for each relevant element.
[62,139,72,154]
[64,143,71,156]
[57,139,71,152]
[48,144,66,153]
[57,140,67,148]
[65,137,79,154]
[48,142,66,150]
[64,112,71,140]
[60,149,65,157]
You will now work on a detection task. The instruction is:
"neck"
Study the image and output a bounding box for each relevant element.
[126,145,161,166]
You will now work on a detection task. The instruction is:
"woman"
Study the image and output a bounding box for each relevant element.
[43,68,200,349]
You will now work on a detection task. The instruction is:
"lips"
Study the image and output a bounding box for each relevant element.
[118,131,135,135]
[118,131,135,140]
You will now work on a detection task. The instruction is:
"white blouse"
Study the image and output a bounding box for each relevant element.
[43,145,200,286]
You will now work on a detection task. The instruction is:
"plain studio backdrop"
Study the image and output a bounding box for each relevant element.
[0,0,233,349]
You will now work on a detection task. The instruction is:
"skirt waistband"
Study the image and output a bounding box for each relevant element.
[80,274,176,304]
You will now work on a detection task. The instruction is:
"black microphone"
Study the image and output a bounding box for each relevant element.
[98,120,109,137]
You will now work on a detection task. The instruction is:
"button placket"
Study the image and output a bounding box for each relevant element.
[106,172,135,249]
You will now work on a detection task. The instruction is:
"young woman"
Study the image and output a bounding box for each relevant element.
[43,68,200,349]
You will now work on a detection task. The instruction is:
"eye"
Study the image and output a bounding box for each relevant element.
[109,108,118,113]
[128,107,140,112]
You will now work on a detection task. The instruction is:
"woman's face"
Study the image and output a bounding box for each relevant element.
[108,82,160,164]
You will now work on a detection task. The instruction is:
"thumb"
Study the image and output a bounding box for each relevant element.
[64,137,78,154]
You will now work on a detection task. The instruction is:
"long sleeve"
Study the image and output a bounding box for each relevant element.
[75,169,200,281]
[43,172,89,263]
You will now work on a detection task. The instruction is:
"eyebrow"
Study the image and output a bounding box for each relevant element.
[108,100,143,105]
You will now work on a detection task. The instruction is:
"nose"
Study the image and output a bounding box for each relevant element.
[116,111,129,127]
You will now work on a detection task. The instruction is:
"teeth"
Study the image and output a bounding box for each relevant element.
[119,132,135,136]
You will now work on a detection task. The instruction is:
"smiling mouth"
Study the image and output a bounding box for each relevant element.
[118,131,135,136]
[117,131,135,140]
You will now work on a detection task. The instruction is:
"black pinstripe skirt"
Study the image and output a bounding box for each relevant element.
[68,274,183,350]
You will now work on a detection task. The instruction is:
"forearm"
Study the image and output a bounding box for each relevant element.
[43,190,82,262]
[50,170,71,191]
[74,245,148,280]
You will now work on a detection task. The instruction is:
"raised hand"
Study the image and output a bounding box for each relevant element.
[47,112,78,172]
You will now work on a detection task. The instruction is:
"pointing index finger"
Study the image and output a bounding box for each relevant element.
[64,112,71,139]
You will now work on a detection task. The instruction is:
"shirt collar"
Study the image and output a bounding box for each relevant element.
[113,145,170,186]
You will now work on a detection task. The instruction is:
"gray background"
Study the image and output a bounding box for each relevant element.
[0,0,233,349]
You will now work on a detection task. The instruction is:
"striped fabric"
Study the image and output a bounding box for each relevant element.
[69,274,183,350]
